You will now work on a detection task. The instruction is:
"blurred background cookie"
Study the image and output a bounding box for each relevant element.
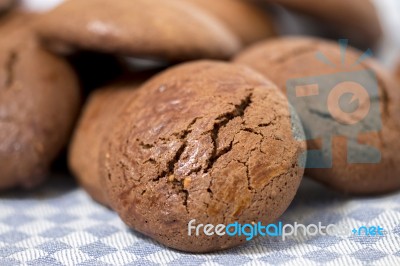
[69,72,157,206]
[34,0,241,61]
[100,61,305,252]
[69,87,133,206]
[264,0,382,49]
[186,0,276,46]
[235,37,400,194]
[0,0,15,13]
[0,14,80,189]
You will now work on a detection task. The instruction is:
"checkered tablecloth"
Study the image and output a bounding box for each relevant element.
[3,1,398,265]
[0,175,399,266]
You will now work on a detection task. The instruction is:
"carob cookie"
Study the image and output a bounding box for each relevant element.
[263,0,382,48]
[235,37,400,194]
[186,0,276,46]
[100,61,305,252]
[69,74,155,206]
[34,0,241,61]
[0,16,80,189]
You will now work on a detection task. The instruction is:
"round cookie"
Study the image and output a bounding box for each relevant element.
[0,20,80,189]
[234,37,400,194]
[69,74,154,206]
[69,88,133,206]
[186,0,276,46]
[263,0,382,47]
[34,0,241,61]
[100,61,305,252]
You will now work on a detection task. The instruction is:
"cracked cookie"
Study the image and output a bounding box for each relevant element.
[186,0,276,46]
[100,61,305,252]
[34,0,241,61]
[234,37,400,194]
[0,22,80,189]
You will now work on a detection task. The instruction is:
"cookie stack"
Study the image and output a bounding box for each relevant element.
[0,0,399,253]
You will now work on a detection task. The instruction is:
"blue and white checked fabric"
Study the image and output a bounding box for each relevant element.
[0,175,399,265]
[7,1,399,264]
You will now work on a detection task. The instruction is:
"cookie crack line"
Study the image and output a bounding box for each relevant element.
[138,92,255,213]
[204,92,254,211]
[146,117,201,213]
[152,142,187,183]
[4,50,18,88]
[167,175,189,213]
[235,158,253,192]
[151,117,201,183]
[203,92,253,173]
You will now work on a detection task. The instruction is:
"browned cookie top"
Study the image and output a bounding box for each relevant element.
[0,20,80,189]
[234,37,400,194]
[35,0,241,61]
[186,0,276,46]
[101,61,305,252]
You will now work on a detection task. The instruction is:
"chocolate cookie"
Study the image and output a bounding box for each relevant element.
[235,37,400,194]
[35,0,241,61]
[263,0,381,47]
[186,0,275,46]
[69,74,155,206]
[100,61,305,252]
[69,88,130,205]
[0,19,80,189]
